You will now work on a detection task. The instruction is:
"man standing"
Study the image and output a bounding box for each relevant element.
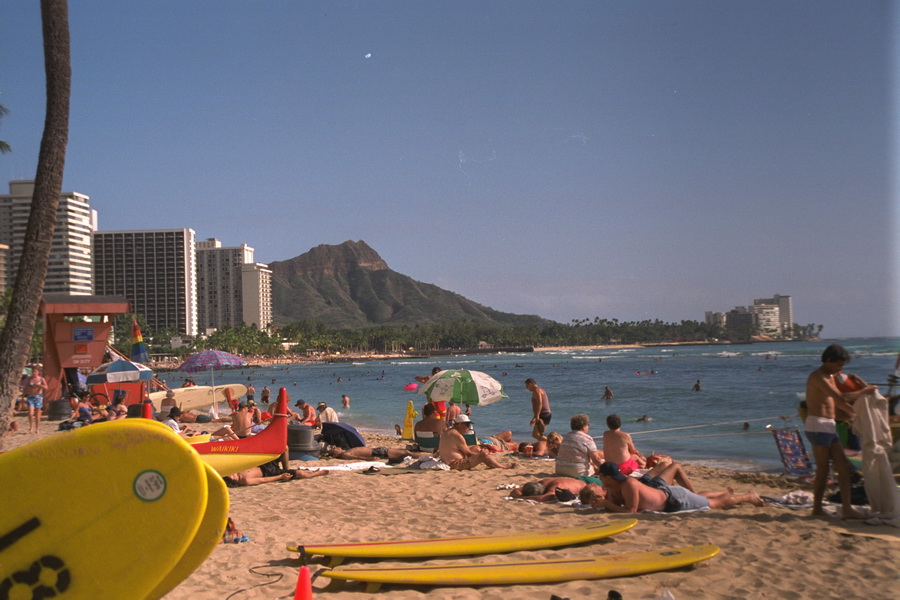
[246,382,256,403]
[525,378,551,441]
[805,344,875,519]
[438,415,510,470]
[23,366,48,434]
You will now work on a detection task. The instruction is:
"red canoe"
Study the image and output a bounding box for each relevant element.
[190,389,289,476]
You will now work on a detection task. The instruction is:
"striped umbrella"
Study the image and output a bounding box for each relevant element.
[417,369,507,406]
[86,359,154,385]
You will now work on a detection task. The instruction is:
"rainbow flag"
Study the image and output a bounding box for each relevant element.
[131,319,149,364]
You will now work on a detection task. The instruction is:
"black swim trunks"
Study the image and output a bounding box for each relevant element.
[539,411,552,426]
[371,447,389,458]
[259,459,290,478]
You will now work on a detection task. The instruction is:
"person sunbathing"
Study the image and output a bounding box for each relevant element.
[225,451,329,487]
[325,445,427,462]
[509,477,594,502]
[579,462,764,513]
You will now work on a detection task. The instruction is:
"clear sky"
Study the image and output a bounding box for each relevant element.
[2,1,896,338]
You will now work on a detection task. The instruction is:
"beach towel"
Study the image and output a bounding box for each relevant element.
[852,391,900,520]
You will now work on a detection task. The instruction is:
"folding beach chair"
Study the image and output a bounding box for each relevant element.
[771,427,813,478]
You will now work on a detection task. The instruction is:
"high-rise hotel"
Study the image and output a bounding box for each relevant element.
[0,180,95,295]
[196,238,273,331]
[92,229,199,336]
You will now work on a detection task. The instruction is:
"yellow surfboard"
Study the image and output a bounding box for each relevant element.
[289,519,638,566]
[320,544,720,592]
[0,419,209,600]
[144,462,230,599]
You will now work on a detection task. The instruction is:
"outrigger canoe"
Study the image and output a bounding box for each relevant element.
[189,389,289,477]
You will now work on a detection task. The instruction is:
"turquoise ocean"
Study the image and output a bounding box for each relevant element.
[156,338,898,473]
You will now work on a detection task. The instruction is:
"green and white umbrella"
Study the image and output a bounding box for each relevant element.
[417,369,507,406]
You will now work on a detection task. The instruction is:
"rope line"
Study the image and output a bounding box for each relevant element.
[632,431,771,441]
[595,415,788,439]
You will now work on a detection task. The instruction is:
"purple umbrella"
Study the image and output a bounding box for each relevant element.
[177,350,247,417]
[178,349,247,374]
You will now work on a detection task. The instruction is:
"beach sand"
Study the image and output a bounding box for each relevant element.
[6,419,897,599]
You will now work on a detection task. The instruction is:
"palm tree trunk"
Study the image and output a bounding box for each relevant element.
[0,0,70,448]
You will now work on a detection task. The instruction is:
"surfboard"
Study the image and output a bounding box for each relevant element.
[320,544,720,592]
[0,419,210,600]
[147,383,248,412]
[288,519,638,566]
[144,462,230,599]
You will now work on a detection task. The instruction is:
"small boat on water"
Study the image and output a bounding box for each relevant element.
[189,389,289,477]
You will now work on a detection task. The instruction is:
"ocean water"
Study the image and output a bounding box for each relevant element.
[156,338,898,473]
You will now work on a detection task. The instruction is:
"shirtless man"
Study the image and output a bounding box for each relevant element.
[510,477,594,502]
[602,414,645,475]
[581,462,764,513]
[23,366,48,434]
[414,404,447,437]
[438,415,511,470]
[225,451,329,486]
[525,378,551,441]
[288,399,317,426]
[805,344,877,519]
[231,403,253,437]
[445,401,461,426]
[325,446,427,462]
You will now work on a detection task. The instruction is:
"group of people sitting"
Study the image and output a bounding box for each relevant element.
[512,411,764,512]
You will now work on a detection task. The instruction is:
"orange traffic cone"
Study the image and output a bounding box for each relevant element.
[294,565,312,600]
[141,401,153,419]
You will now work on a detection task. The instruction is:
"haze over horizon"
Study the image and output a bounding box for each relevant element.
[2,2,896,339]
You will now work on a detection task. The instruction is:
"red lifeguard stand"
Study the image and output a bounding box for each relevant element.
[38,294,131,403]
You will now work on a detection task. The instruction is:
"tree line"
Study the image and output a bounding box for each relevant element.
[105,314,820,358]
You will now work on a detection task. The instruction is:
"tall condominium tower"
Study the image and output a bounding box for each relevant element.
[196,238,272,331]
[93,229,198,336]
[0,180,96,294]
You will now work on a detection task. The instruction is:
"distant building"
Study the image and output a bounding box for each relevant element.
[754,294,793,336]
[0,180,96,295]
[704,311,726,328]
[93,229,198,336]
[195,238,273,331]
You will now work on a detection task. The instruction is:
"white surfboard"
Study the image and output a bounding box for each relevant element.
[147,383,248,412]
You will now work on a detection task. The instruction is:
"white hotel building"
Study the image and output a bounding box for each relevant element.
[0,180,95,295]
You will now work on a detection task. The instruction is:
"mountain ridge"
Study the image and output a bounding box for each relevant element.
[269,240,549,329]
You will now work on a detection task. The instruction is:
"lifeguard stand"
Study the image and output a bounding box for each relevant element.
[38,294,131,402]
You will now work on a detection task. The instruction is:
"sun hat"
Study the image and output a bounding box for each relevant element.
[317,402,327,409]
[455,414,473,424]
[260,411,272,420]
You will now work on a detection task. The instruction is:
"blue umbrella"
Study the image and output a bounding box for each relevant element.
[86,359,154,385]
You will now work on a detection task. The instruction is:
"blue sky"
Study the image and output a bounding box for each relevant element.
[2,1,896,338]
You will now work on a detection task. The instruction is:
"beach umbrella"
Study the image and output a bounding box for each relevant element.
[86,359,154,385]
[130,318,150,364]
[417,369,507,407]
[177,349,247,374]
[177,350,247,417]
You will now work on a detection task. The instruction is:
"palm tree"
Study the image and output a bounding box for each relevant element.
[0,0,71,447]
[0,104,10,154]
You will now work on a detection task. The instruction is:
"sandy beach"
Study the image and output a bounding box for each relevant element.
[6,418,897,599]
